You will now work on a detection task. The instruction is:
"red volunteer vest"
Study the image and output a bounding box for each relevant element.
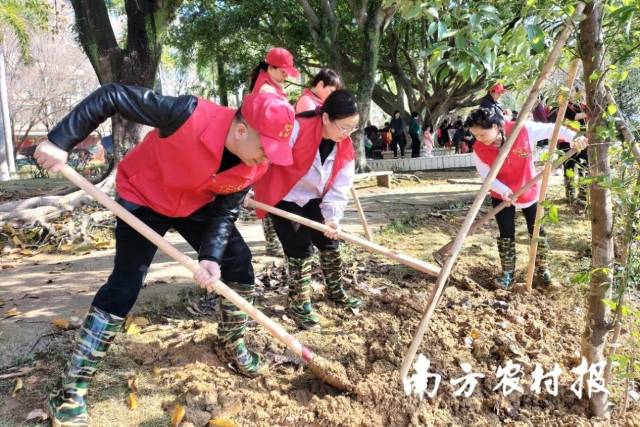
[473,121,538,204]
[252,116,355,218]
[252,70,287,98]
[295,88,323,111]
[116,99,269,217]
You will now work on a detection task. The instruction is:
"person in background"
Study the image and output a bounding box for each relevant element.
[453,122,474,154]
[451,120,464,154]
[465,107,588,290]
[381,121,392,151]
[423,124,434,157]
[249,47,300,257]
[547,90,589,206]
[438,120,450,149]
[364,121,382,159]
[390,110,406,158]
[295,68,342,113]
[479,83,511,120]
[409,111,422,158]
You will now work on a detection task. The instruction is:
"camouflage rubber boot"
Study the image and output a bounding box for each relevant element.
[218,282,262,377]
[564,172,575,205]
[577,185,588,206]
[286,257,320,330]
[319,249,362,309]
[47,306,124,427]
[534,237,554,287]
[496,237,516,289]
[262,217,284,257]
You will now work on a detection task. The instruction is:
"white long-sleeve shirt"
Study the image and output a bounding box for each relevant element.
[473,121,577,208]
[283,121,354,223]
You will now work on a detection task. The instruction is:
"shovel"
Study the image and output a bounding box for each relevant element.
[59,165,355,393]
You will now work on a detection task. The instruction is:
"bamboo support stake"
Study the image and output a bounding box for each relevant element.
[525,59,580,290]
[247,199,440,277]
[399,2,585,381]
[350,186,373,241]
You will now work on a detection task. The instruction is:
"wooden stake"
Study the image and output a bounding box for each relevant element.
[525,59,580,290]
[247,198,441,277]
[399,2,585,381]
[59,165,354,392]
[350,185,373,241]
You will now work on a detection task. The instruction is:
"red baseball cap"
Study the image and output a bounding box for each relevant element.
[241,92,294,166]
[490,83,507,94]
[265,47,300,78]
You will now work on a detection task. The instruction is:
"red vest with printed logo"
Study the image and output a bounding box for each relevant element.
[252,116,354,218]
[116,99,269,217]
[473,121,538,204]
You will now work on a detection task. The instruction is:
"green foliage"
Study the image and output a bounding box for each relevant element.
[0,0,49,60]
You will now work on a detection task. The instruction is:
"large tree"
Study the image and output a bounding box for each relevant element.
[69,0,183,161]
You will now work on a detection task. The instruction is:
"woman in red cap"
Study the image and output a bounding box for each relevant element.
[249,47,300,256]
[33,84,294,426]
[250,47,300,98]
[252,89,362,330]
[295,68,342,113]
[465,107,588,290]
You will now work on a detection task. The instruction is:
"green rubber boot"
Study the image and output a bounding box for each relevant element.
[286,257,320,330]
[47,306,124,427]
[534,237,555,287]
[262,217,284,257]
[496,237,516,289]
[319,249,362,309]
[565,171,576,205]
[218,281,262,377]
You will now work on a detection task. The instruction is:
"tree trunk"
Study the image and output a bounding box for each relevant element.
[217,56,228,106]
[579,0,612,419]
[354,5,395,170]
[70,0,182,162]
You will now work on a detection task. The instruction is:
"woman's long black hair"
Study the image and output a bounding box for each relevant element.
[249,61,270,91]
[310,68,342,89]
[464,107,504,129]
[296,89,358,120]
[465,107,506,144]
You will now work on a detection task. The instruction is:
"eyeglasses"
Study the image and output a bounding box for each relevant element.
[332,121,359,135]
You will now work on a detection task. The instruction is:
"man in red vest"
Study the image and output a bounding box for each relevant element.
[34,83,294,427]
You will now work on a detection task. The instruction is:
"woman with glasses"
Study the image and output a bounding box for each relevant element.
[252,89,362,330]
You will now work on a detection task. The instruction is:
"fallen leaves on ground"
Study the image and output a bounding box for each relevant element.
[171,404,186,426]
[52,318,70,330]
[208,419,237,427]
[3,307,20,318]
[11,378,23,397]
[128,393,138,410]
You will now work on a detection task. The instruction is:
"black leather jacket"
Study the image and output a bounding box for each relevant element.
[48,83,247,264]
